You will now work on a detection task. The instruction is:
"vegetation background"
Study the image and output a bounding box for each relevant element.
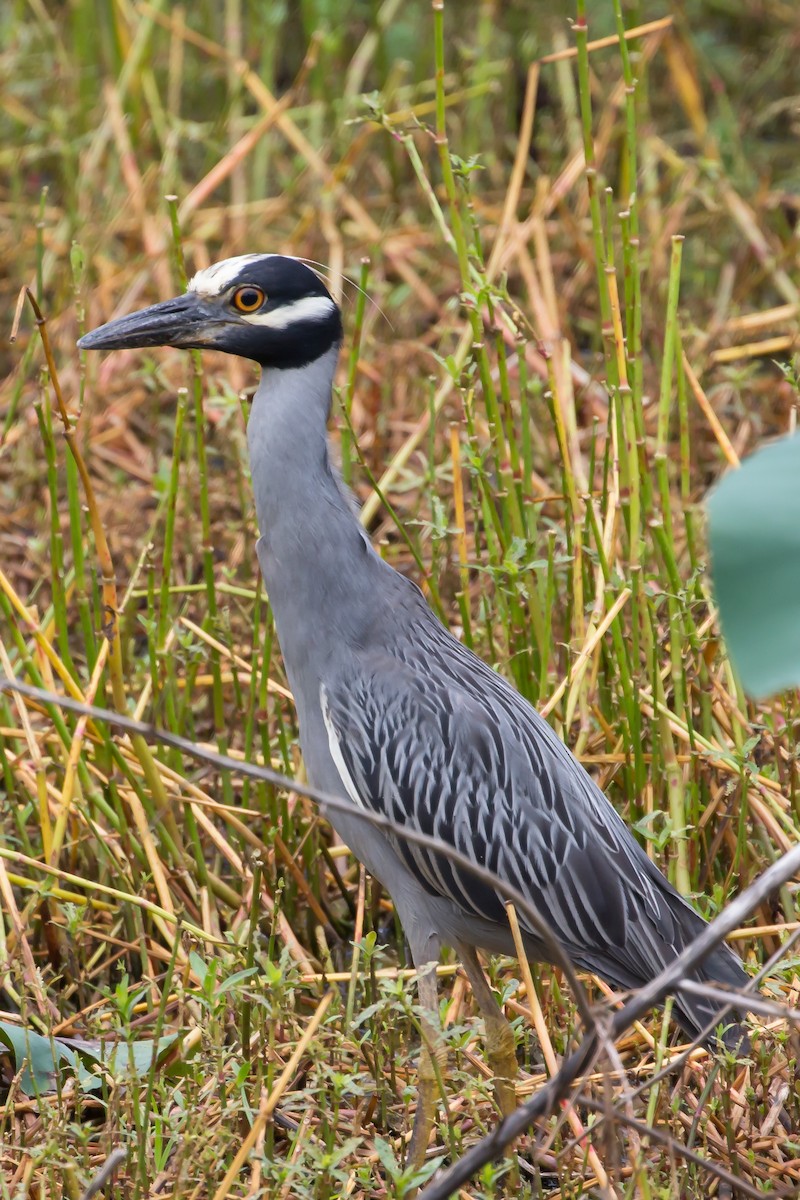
[0,0,799,1196]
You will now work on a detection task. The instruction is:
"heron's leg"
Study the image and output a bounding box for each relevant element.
[457,942,518,1118]
[406,961,446,1170]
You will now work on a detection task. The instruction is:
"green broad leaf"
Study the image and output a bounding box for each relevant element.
[0,1022,78,1095]
[707,434,800,698]
[0,1020,177,1096]
[102,1035,178,1082]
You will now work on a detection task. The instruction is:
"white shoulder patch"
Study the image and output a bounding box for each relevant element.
[188,254,274,297]
[320,685,366,810]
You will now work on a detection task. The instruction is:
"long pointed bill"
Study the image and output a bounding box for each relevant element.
[78,293,220,352]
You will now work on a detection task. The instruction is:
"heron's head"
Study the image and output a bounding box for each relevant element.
[78,254,343,369]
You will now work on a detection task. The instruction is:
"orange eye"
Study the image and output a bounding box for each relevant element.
[233,285,265,313]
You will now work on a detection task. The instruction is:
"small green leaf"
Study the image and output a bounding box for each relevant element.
[189,950,209,986]
[217,967,259,995]
[707,434,800,698]
[373,1136,400,1178]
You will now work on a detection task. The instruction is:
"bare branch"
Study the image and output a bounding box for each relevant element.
[4,675,797,1200]
[610,925,800,1109]
[574,1100,794,1200]
[79,1148,127,1200]
[0,675,595,1027]
[417,843,800,1199]
[676,978,800,1025]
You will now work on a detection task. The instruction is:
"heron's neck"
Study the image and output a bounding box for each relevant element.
[246,344,369,627]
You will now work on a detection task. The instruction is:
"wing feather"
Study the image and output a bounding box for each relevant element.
[319,584,747,1040]
[321,634,698,992]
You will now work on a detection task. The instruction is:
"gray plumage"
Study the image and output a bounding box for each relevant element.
[79,253,749,1049]
[251,347,747,1046]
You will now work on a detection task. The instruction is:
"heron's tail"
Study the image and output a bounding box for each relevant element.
[673,938,750,1053]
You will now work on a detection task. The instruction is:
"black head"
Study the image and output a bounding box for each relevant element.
[78,254,343,369]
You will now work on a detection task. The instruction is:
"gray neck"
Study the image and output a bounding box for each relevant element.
[247,345,376,672]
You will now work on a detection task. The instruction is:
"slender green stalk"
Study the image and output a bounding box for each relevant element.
[156,388,188,649]
[166,195,233,807]
[240,855,263,1058]
[574,1,615,373]
[612,0,640,234]
[340,258,371,487]
[657,236,684,453]
[36,400,74,675]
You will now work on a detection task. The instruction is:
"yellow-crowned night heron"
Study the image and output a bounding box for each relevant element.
[79,254,749,1162]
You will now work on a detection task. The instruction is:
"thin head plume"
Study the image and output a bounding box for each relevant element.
[296,257,395,334]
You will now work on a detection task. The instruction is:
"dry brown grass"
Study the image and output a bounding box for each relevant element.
[1,2,799,1196]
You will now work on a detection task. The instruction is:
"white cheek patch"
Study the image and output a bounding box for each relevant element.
[242,294,336,329]
[189,254,276,297]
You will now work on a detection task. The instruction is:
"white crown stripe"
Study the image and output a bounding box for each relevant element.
[188,253,280,297]
[242,295,337,329]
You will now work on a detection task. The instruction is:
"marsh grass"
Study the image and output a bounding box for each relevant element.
[1,1,799,1196]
